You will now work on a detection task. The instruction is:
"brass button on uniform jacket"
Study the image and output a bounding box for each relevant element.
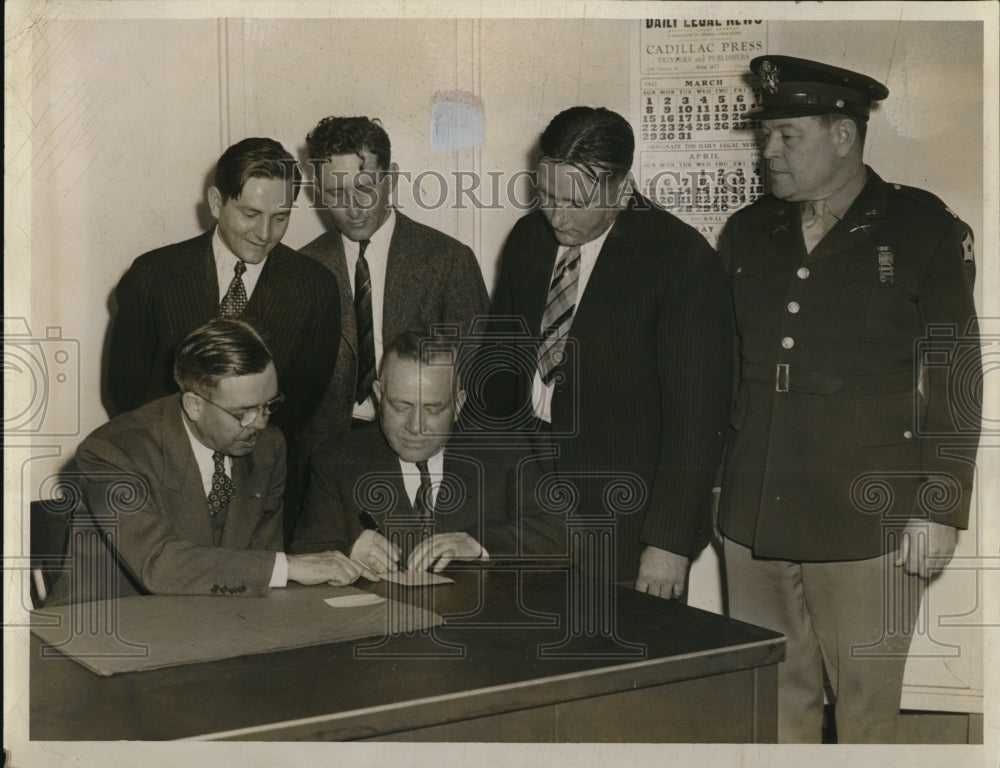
[719,168,980,561]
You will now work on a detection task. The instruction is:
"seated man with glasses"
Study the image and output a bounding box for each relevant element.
[46,319,377,605]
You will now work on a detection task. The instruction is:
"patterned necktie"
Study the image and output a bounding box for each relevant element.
[354,239,376,404]
[537,245,581,384]
[219,260,248,318]
[801,200,836,253]
[414,460,433,520]
[206,451,235,517]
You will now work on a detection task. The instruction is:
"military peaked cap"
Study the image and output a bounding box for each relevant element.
[746,55,889,121]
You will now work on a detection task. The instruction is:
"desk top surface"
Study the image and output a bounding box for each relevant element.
[31,565,783,741]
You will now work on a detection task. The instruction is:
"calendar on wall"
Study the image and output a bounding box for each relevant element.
[631,18,768,246]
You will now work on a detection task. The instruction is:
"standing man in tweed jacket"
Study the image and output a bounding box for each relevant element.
[297,116,489,458]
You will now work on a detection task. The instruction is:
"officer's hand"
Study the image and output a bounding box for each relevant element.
[349,529,402,574]
[894,520,958,579]
[635,545,688,600]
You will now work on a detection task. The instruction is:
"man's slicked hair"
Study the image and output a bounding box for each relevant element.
[306,116,392,171]
[173,319,274,396]
[214,137,302,202]
[379,330,462,397]
[539,106,635,180]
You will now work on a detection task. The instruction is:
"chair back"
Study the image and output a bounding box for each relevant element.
[30,498,75,608]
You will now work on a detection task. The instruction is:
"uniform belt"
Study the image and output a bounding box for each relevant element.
[741,363,914,394]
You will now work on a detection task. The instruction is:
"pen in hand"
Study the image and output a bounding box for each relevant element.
[357,511,406,571]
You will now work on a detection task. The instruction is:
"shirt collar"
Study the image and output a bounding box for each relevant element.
[343,208,396,257]
[212,227,268,278]
[398,445,445,474]
[179,403,229,490]
[805,165,869,220]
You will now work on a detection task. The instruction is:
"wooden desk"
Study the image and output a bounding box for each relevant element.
[31,565,784,742]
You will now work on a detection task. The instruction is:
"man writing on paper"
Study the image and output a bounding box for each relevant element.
[47,320,375,606]
[292,331,563,574]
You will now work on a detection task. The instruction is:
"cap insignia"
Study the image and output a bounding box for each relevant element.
[759,60,781,95]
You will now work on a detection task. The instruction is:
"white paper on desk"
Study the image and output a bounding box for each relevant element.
[382,570,454,587]
[324,593,386,608]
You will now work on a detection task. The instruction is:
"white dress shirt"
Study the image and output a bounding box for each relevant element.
[397,448,445,509]
[213,228,267,303]
[531,223,613,423]
[344,209,397,422]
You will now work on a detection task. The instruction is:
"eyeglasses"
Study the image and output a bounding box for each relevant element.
[196,392,285,428]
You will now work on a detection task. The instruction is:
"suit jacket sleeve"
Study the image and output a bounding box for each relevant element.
[441,241,490,333]
[483,449,568,557]
[270,264,341,438]
[108,258,159,414]
[288,445,357,555]
[641,231,734,556]
[76,432,283,597]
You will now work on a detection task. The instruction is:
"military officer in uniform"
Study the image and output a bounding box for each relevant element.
[718,56,980,742]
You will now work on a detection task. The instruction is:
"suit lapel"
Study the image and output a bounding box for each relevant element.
[219,451,266,549]
[159,396,215,545]
[360,427,410,524]
[383,212,430,343]
[568,200,647,349]
[246,247,286,317]
[162,232,219,330]
[521,223,560,335]
[328,234,357,356]
[440,447,481,531]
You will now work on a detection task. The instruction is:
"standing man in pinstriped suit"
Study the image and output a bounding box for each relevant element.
[478,107,733,597]
[106,138,341,542]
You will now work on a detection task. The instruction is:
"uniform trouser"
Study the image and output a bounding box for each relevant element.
[724,538,926,743]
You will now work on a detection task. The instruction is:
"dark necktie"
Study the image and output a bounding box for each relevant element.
[206,451,235,517]
[354,239,376,404]
[219,260,248,318]
[537,245,581,384]
[414,460,433,520]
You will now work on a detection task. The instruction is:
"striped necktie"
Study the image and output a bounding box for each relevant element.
[537,245,581,384]
[354,239,376,404]
[219,260,248,318]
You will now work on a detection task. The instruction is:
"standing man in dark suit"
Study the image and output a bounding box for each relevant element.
[718,56,980,742]
[48,320,374,606]
[477,107,733,597]
[107,137,341,541]
[297,116,489,457]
